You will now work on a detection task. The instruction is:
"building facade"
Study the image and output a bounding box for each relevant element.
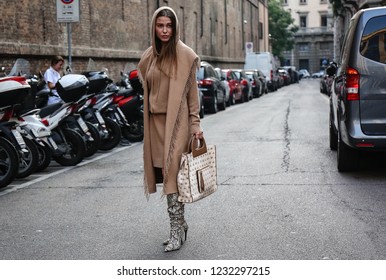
[0,0,268,81]
[332,0,386,63]
[281,0,334,74]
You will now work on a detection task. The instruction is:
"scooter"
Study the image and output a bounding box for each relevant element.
[37,74,93,166]
[0,71,39,179]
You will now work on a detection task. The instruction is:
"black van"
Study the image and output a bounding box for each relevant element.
[329,7,386,171]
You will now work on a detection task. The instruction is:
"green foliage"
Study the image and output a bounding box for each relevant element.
[268,0,298,59]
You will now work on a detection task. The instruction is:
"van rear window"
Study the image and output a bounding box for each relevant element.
[360,16,386,64]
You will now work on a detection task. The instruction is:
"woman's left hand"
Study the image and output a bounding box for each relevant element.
[194,131,204,139]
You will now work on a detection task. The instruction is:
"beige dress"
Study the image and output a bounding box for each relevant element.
[146,60,170,168]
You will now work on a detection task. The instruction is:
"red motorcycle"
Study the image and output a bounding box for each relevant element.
[114,69,143,142]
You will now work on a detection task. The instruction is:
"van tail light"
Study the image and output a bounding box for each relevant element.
[241,80,248,87]
[346,67,360,101]
[270,70,273,81]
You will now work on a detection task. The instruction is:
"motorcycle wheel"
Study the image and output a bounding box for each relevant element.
[121,118,144,142]
[85,122,101,157]
[35,141,52,172]
[99,117,122,151]
[16,136,39,179]
[53,129,86,166]
[0,137,19,189]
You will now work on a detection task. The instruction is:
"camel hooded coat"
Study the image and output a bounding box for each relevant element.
[138,6,201,197]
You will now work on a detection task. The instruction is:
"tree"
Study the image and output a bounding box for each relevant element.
[268,0,298,60]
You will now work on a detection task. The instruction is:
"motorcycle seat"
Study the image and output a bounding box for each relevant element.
[117,88,135,98]
[38,103,63,118]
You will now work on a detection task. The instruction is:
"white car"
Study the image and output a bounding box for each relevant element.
[299,69,310,79]
[312,70,324,78]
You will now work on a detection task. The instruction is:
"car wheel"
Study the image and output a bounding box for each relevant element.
[337,129,359,172]
[218,91,226,111]
[209,95,218,114]
[199,101,205,119]
[244,91,249,102]
[227,93,233,107]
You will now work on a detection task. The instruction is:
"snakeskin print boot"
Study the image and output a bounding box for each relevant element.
[164,193,187,252]
[163,203,188,245]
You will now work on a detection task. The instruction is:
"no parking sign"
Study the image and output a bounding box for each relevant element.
[56,0,79,22]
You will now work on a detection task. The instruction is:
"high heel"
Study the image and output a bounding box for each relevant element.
[164,193,186,252]
[163,221,188,245]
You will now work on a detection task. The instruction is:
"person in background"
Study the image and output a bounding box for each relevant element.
[44,55,64,105]
[138,6,203,252]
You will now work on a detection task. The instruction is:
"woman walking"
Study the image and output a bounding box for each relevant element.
[138,6,203,252]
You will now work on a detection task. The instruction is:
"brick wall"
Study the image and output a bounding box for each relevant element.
[0,0,268,81]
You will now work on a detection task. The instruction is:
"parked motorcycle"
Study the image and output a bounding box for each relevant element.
[117,69,144,142]
[37,74,92,166]
[82,70,122,150]
[0,75,38,185]
[95,69,143,143]
[0,132,19,189]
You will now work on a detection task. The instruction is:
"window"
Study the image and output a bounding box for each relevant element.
[320,0,327,3]
[298,43,309,52]
[320,42,330,50]
[321,15,327,27]
[360,16,386,64]
[300,16,307,28]
[259,22,263,39]
[300,0,307,4]
[282,0,288,5]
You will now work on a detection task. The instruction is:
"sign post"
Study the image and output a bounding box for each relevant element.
[56,0,80,71]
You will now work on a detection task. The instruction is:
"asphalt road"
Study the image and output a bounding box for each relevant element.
[1,79,385,260]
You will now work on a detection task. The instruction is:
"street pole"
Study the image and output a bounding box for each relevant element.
[67,22,72,71]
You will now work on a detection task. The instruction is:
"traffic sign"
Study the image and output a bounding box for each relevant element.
[56,0,79,22]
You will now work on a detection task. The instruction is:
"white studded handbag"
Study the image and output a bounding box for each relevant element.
[177,137,217,203]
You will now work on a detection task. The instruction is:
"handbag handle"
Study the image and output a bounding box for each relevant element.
[190,136,208,158]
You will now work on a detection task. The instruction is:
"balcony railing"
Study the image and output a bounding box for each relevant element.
[296,26,333,35]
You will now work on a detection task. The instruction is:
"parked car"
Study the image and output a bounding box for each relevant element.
[233,69,253,102]
[312,70,324,78]
[244,52,280,91]
[329,7,386,171]
[320,70,328,94]
[298,69,310,79]
[320,67,335,96]
[221,69,242,104]
[256,69,268,94]
[282,66,299,83]
[197,61,227,113]
[244,69,262,97]
[278,68,290,86]
[214,67,231,106]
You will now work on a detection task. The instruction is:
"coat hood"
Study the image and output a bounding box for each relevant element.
[151,6,180,56]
